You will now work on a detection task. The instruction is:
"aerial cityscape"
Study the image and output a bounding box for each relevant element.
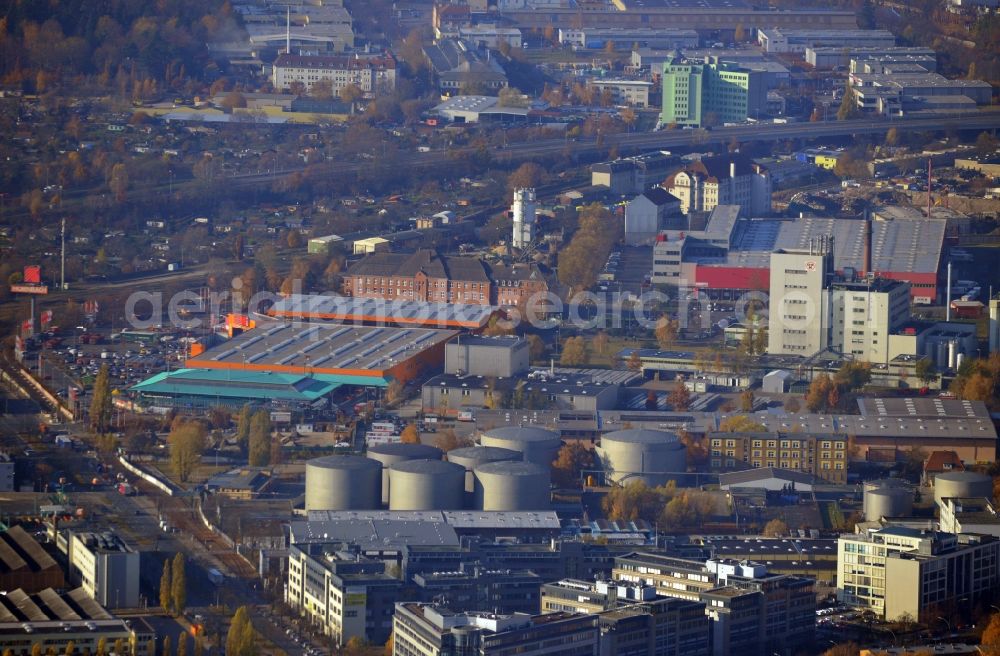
[0,0,999,655]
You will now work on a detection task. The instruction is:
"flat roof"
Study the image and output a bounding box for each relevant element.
[857,397,990,419]
[269,294,497,329]
[132,367,348,398]
[186,321,457,379]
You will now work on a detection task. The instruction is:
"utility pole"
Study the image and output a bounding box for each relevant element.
[61,217,66,291]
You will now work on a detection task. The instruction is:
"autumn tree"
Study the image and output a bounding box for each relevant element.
[915,358,937,385]
[436,428,472,452]
[602,480,663,522]
[837,84,861,120]
[235,404,253,451]
[805,373,835,413]
[593,331,610,355]
[626,351,642,372]
[667,380,691,411]
[89,364,113,434]
[560,336,587,366]
[345,638,367,656]
[247,410,272,467]
[171,553,186,616]
[400,424,421,444]
[168,421,206,482]
[339,83,363,105]
[159,559,172,612]
[655,317,679,350]
[507,162,544,193]
[527,334,546,361]
[220,91,247,110]
[762,518,789,537]
[225,607,256,656]
[310,79,334,99]
[552,442,595,488]
[981,611,1000,654]
[661,490,715,528]
[740,389,755,412]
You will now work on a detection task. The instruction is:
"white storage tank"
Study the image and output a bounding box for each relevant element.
[447,446,522,493]
[367,443,443,506]
[864,486,913,522]
[934,470,991,505]
[596,429,687,487]
[473,460,551,511]
[480,426,562,466]
[388,459,466,510]
[305,455,382,511]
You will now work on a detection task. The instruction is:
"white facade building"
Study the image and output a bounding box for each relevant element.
[271,53,397,96]
[767,244,834,357]
[511,188,536,249]
[66,531,140,609]
[666,155,771,216]
[830,279,912,364]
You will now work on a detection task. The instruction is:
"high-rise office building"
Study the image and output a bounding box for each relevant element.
[661,55,767,128]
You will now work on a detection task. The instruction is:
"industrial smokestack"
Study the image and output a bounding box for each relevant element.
[862,215,872,279]
[946,260,952,322]
[927,158,933,218]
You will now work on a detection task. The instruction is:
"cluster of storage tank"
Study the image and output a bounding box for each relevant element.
[305,427,560,512]
[305,425,690,512]
[932,471,992,506]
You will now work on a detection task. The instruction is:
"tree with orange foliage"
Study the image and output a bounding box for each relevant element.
[399,424,421,444]
[552,442,595,488]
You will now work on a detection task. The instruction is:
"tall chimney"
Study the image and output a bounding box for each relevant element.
[927,157,933,217]
[862,215,872,279]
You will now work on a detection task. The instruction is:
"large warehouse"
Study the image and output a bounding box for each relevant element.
[268,295,499,330]
[133,320,457,409]
[654,210,946,303]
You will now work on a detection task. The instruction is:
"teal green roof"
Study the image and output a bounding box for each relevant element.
[131,368,351,402]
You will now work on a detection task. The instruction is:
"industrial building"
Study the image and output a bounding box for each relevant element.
[634,48,791,89]
[655,214,947,304]
[64,531,140,609]
[413,565,542,615]
[599,596,712,656]
[131,368,344,410]
[268,295,498,330]
[837,527,1000,620]
[0,526,65,593]
[804,46,936,70]
[660,56,768,128]
[596,429,686,487]
[557,27,698,49]
[585,79,654,108]
[445,335,529,377]
[422,370,628,415]
[392,603,600,656]
[184,321,457,385]
[849,71,993,115]
[767,245,835,357]
[0,588,155,656]
[718,467,825,492]
[286,545,402,646]
[423,38,508,93]
[591,151,679,196]
[624,188,683,245]
[204,467,275,500]
[757,28,896,54]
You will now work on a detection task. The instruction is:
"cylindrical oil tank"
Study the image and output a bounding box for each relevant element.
[862,478,910,517]
[367,443,443,506]
[479,426,561,466]
[864,487,913,521]
[473,460,551,511]
[305,455,382,511]
[596,429,686,487]
[448,446,522,493]
[936,341,948,369]
[388,459,466,510]
[948,340,957,369]
[934,471,991,505]
[956,352,965,370]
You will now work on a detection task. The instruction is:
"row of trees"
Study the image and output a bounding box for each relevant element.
[804,361,873,413]
[557,203,622,292]
[158,553,187,615]
[602,479,717,529]
[235,405,278,466]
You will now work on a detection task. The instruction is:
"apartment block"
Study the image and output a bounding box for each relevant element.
[66,531,140,609]
[598,597,710,656]
[286,545,402,646]
[542,579,659,614]
[837,527,1000,620]
[707,432,848,484]
[392,603,599,656]
[413,566,542,615]
[661,56,767,127]
[612,553,716,601]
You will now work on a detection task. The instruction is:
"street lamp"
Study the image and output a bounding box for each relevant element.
[936,616,951,634]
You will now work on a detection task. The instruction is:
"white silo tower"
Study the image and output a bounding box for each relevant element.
[512,188,536,249]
